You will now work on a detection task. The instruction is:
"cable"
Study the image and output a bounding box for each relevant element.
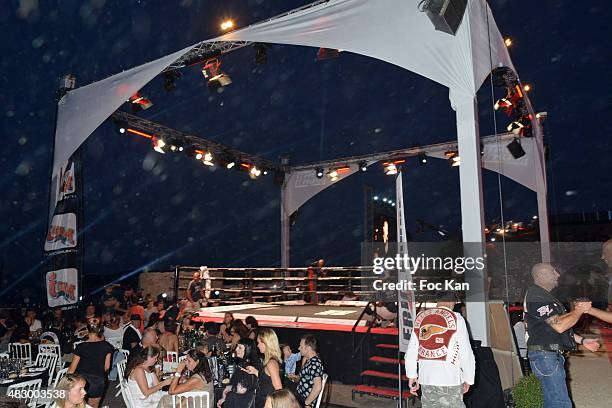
[485,0,514,386]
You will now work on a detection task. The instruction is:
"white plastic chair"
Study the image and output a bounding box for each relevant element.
[38,343,62,371]
[7,378,41,408]
[9,342,32,364]
[172,391,210,408]
[115,360,128,398]
[0,352,9,359]
[35,352,59,385]
[119,348,130,361]
[118,376,136,408]
[314,373,329,408]
[52,367,69,388]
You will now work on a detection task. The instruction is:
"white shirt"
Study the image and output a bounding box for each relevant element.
[127,370,166,408]
[513,321,527,358]
[29,319,42,332]
[104,325,125,349]
[405,307,475,386]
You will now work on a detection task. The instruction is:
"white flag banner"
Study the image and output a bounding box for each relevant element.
[396,172,416,352]
[44,213,77,252]
[46,268,79,307]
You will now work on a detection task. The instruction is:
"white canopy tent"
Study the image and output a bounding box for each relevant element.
[50,0,549,345]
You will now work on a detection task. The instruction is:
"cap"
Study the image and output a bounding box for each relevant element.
[130,314,142,321]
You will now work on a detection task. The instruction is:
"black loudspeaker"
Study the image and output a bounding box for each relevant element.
[422,0,468,35]
[506,138,526,159]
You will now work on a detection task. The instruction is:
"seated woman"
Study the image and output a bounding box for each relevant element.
[125,345,172,408]
[51,373,91,408]
[217,338,261,408]
[219,312,234,343]
[228,320,250,352]
[264,389,301,408]
[242,328,283,408]
[158,348,213,407]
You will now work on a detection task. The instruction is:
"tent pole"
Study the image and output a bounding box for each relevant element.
[534,121,551,262]
[280,182,290,269]
[455,95,490,346]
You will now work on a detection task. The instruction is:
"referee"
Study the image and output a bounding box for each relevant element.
[524,263,600,407]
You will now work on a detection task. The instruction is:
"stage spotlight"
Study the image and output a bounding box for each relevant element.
[507,115,532,136]
[195,151,203,160]
[254,43,268,64]
[327,169,339,182]
[418,153,427,166]
[161,292,167,298]
[129,92,153,112]
[202,59,232,89]
[249,166,262,179]
[506,138,526,159]
[316,48,340,61]
[504,37,512,47]
[445,150,460,167]
[203,152,214,166]
[220,19,235,31]
[316,168,324,179]
[373,196,379,201]
[523,84,531,92]
[383,162,398,176]
[163,70,181,92]
[226,162,235,169]
[359,161,368,172]
[115,121,127,134]
[382,198,388,202]
[152,137,167,154]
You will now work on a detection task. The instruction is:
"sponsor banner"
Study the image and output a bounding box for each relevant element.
[56,160,76,203]
[47,268,79,307]
[396,172,416,352]
[44,213,77,252]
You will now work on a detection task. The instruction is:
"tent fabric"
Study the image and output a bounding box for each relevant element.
[51,0,516,191]
[282,161,376,216]
[426,136,543,192]
[52,45,194,178]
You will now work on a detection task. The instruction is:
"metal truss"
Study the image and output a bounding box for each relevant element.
[111,109,517,176]
[163,0,332,72]
[111,111,283,172]
[289,132,518,171]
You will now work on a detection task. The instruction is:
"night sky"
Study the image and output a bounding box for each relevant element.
[1,0,610,302]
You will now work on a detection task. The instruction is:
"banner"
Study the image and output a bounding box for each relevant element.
[396,172,416,352]
[45,150,83,307]
[46,268,79,307]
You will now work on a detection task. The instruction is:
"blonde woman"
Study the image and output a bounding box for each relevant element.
[264,389,301,408]
[51,373,91,408]
[242,328,283,408]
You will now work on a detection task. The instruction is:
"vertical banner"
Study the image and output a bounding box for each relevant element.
[45,150,83,307]
[396,172,416,352]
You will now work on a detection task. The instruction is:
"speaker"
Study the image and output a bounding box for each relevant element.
[422,0,468,35]
[506,138,526,159]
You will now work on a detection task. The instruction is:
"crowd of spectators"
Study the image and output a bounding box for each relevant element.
[0,284,325,408]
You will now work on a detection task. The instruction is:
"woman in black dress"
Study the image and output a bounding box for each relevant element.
[217,338,261,408]
[242,328,283,408]
[67,318,114,408]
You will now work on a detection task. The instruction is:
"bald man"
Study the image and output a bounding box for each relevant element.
[524,263,599,408]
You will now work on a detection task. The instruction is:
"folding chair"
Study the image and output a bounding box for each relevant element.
[172,391,210,408]
[52,367,69,388]
[7,378,41,408]
[119,348,130,361]
[35,352,59,386]
[38,343,62,371]
[9,342,32,364]
[314,373,329,408]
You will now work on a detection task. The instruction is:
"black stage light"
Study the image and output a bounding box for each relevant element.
[163,71,181,92]
[316,168,324,179]
[129,92,153,113]
[418,152,427,166]
[316,48,340,61]
[254,43,268,65]
[491,67,517,88]
[419,0,468,36]
[506,138,526,159]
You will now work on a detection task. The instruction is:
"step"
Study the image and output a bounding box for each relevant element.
[376,343,399,350]
[361,369,408,381]
[369,356,403,365]
[352,384,413,400]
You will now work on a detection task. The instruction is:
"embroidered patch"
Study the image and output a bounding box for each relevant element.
[537,305,553,317]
